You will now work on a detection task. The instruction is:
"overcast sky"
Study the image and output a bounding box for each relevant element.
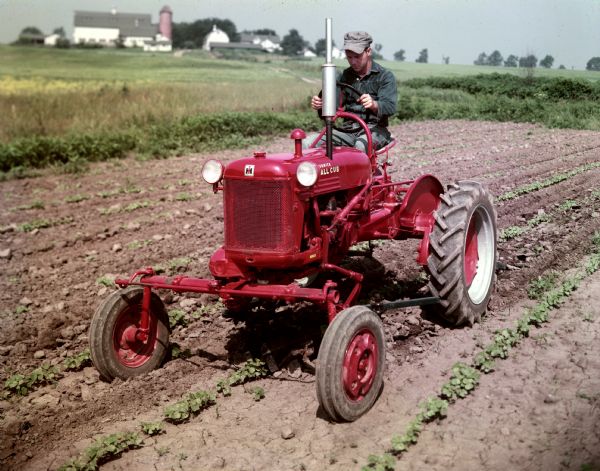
[0,0,598,68]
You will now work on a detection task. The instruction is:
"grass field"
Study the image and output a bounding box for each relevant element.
[1,45,600,175]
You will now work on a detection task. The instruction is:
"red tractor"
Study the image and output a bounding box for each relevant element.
[89,20,497,422]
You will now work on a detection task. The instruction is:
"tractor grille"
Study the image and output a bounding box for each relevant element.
[224,178,295,253]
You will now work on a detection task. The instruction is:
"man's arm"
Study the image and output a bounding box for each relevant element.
[374,69,398,119]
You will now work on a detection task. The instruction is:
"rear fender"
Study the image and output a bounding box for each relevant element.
[397,175,443,266]
[398,174,443,234]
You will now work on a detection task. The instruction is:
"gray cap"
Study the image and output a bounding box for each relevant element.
[343,31,372,54]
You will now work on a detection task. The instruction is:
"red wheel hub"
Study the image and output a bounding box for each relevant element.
[464,216,479,287]
[113,304,157,368]
[343,329,378,401]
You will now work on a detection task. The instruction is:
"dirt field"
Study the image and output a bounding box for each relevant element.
[1,120,599,471]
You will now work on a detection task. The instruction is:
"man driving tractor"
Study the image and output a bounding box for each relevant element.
[309,31,398,151]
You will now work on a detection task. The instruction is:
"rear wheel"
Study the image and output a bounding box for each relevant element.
[426,181,497,326]
[316,305,385,422]
[89,286,170,381]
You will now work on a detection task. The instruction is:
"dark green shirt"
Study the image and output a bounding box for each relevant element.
[338,61,397,128]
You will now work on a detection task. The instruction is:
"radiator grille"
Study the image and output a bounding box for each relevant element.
[224,178,295,253]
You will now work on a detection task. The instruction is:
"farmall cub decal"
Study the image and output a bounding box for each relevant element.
[319,162,340,176]
[244,165,255,176]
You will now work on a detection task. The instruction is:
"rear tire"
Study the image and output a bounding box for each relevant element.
[316,306,385,422]
[426,181,497,326]
[89,286,170,381]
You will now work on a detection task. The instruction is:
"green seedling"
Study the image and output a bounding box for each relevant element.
[361,454,396,471]
[168,309,188,329]
[248,386,265,401]
[15,200,45,211]
[527,272,559,300]
[96,276,114,287]
[140,421,165,436]
[58,432,143,471]
[63,349,92,371]
[441,363,480,401]
[65,194,89,203]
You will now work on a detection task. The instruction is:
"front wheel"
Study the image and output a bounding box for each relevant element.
[426,181,498,326]
[316,306,385,422]
[89,286,170,381]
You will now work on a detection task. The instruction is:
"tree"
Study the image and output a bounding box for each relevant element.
[474,52,488,66]
[519,54,537,68]
[393,49,406,61]
[52,27,66,37]
[416,48,428,63]
[314,38,337,57]
[540,55,554,68]
[280,29,307,56]
[55,37,70,48]
[251,28,277,36]
[504,54,518,67]
[372,43,383,60]
[587,57,600,71]
[20,26,43,35]
[16,26,44,45]
[442,55,450,65]
[488,50,503,66]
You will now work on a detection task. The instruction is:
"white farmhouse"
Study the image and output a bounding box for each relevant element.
[239,32,281,53]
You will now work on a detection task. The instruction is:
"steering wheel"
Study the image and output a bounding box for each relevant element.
[334,81,365,133]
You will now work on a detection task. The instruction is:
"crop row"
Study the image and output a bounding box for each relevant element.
[498,162,600,202]
[57,359,268,471]
[362,232,600,470]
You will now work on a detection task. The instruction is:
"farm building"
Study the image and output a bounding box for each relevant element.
[205,27,283,53]
[239,32,282,53]
[73,5,172,50]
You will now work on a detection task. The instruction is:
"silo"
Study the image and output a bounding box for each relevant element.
[159,5,173,40]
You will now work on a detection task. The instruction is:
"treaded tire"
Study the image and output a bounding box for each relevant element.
[316,305,385,422]
[89,286,170,381]
[426,180,497,326]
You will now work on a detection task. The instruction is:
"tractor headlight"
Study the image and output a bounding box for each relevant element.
[202,159,223,184]
[296,162,318,187]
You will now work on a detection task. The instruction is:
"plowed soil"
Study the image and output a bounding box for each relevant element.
[1,120,599,471]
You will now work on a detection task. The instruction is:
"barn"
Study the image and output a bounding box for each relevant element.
[73,6,172,50]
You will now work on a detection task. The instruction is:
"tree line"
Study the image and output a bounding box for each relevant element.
[12,21,600,71]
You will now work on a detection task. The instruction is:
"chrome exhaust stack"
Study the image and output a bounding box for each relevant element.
[321,18,336,159]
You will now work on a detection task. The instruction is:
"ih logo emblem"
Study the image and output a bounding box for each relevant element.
[244,165,255,177]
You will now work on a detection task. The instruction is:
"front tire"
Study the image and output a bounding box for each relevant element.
[316,306,385,422]
[89,286,170,381]
[426,181,497,326]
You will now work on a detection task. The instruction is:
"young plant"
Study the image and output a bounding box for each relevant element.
[168,309,188,329]
[441,363,480,402]
[140,421,165,436]
[63,349,92,371]
[58,432,143,471]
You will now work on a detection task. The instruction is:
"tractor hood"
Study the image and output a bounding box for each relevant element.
[224,147,371,194]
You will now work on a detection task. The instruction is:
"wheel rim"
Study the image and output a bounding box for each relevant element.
[465,206,495,304]
[342,329,378,402]
[112,303,158,368]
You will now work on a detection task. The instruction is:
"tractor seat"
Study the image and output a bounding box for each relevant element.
[375,138,397,156]
[375,138,397,168]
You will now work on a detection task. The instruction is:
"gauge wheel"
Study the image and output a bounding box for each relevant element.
[89,286,170,381]
[316,305,385,422]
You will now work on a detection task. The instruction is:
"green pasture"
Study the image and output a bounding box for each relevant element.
[1,45,600,176]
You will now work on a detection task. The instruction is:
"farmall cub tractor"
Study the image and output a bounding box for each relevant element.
[89,20,497,422]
